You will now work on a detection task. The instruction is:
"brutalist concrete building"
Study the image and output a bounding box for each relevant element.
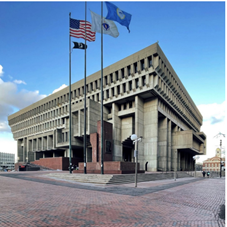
[8,43,206,172]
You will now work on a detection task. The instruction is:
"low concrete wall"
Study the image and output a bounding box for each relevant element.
[76,161,144,174]
[32,157,82,170]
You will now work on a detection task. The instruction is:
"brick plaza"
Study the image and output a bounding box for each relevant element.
[0,171,225,227]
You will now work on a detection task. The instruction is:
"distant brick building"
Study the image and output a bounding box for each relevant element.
[203,148,225,172]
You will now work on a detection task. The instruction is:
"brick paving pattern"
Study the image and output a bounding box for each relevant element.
[0,171,225,227]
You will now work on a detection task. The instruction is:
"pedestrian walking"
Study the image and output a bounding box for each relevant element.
[202,171,206,177]
[207,171,210,178]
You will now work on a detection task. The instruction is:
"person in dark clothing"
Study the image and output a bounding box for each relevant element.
[202,171,206,177]
[207,171,210,177]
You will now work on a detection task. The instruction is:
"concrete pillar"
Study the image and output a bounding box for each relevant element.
[112,103,122,161]
[158,117,168,171]
[43,153,46,158]
[53,152,55,157]
[167,120,172,171]
[143,97,158,171]
[135,96,145,170]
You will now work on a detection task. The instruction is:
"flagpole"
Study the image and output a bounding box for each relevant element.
[83,1,87,174]
[101,1,104,175]
[69,12,72,174]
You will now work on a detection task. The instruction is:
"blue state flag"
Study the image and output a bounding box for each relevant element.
[105,1,132,32]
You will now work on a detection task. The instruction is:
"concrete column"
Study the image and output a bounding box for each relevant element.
[158,117,168,171]
[135,96,145,169]
[178,151,181,171]
[167,120,172,171]
[53,152,55,157]
[114,86,118,97]
[112,103,122,161]
[143,97,158,171]
[43,153,46,158]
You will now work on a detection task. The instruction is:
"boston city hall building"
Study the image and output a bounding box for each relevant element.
[8,43,206,173]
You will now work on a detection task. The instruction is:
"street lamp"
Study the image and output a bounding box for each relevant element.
[131,134,142,188]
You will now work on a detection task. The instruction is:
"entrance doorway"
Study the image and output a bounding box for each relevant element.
[123,147,133,162]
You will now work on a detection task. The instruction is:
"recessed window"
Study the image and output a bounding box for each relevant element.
[129,81,132,90]
[135,78,139,88]
[141,59,144,71]
[115,71,119,80]
[127,66,131,76]
[148,56,152,67]
[121,69,124,78]
[134,63,137,73]
[123,83,126,93]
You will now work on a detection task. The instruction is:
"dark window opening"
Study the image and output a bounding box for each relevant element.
[141,59,144,71]
[135,78,139,88]
[115,71,119,80]
[148,56,152,67]
[134,63,137,73]
[129,81,132,90]
[121,68,124,78]
[127,66,131,76]
[123,83,126,93]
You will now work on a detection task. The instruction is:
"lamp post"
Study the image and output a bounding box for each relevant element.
[193,155,199,177]
[131,134,142,188]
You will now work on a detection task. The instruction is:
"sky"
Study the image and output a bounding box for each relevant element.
[0,1,225,163]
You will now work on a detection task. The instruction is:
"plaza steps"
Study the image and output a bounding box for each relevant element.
[47,171,193,185]
[26,163,52,171]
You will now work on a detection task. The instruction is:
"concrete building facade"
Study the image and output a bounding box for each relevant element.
[8,43,206,172]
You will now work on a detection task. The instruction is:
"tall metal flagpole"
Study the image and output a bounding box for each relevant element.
[83,2,87,174]
[101,1,104,175]
[69,12,72,174]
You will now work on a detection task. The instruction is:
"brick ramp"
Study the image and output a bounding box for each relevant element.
[46,171,193,185]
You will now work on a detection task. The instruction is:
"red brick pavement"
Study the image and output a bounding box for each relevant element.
[0,172,225,227]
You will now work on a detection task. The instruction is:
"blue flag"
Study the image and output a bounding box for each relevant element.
[105,2,132,32]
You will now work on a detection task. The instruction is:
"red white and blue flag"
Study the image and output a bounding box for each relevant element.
[70,18,96,42]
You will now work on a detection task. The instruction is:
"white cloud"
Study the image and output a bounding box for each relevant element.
[197,101,226,162]
[0,78,47,135]
[0,65,3,76]
[52,84,67,94]
[13,80,26,85]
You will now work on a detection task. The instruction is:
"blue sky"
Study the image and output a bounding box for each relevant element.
[0,1,225,161]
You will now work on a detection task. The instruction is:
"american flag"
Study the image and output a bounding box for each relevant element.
[70,18,96,42]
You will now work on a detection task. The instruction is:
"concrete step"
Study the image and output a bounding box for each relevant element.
[46,172,193,185]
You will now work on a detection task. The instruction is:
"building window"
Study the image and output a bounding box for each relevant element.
[142,76,146,86]
[127,66,131,76]
[124,103,127,110]
[105,76,108,85]
[141,59,144,71]
[117,86,120,95]
[106,90,109,99]
[115,71,119,80]
[121,69,124,78]
[134,63,137,73]
[129,101,132,108]
[135,78,139,88]
[123,83,126,93]
[148,56,152,67]
[110,74,113,83]
[112,87,115,96]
